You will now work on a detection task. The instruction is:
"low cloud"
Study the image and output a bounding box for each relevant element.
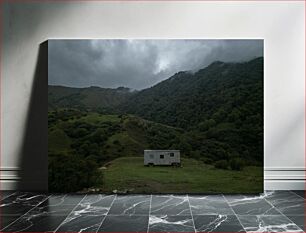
[48,39,263,90]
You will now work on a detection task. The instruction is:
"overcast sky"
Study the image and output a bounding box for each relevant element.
[48,39,263,90]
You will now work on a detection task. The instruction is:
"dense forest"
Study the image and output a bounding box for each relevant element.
[48,57,263,192]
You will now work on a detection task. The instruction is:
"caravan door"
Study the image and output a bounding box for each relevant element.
[158,153,169,165]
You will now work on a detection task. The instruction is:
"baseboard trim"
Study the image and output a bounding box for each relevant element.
[0,175,21,180]
[264,168,305,182]
[265,167,305,171]
[0,180,20,190]
[0,168,47,191]
[264,179,305,190]
[0,167,21,171]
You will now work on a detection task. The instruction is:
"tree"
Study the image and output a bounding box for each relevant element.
[198,119,216,131]
[214,160,228,170]
[229,158,245,171]
[212,108,227,123]
[48,154,103,192]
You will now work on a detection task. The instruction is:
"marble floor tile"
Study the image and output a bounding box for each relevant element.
[291,191,305,199]
[286,215,305,230]
[98,215,148,232]
[238,215,303,233]
[56,214,105,232]
[151,195,191,216]
[265,191,304,215]
[45,194,85,206]
[225,195,280,215]
[0,215,22,231]
[0,191,16,201]
[23,194,85,216]
[108,195,150,215]
[55,195,115,232]
[30,203,80,216]
[189,195,234,215]
[74,194,116,215]
[0,191,304,232]
[193,215,245,233]
[148,215,195,232]
[2,214,67,232]
[264,190,303,200]
[0,194,84,232]
[0,192,49,216]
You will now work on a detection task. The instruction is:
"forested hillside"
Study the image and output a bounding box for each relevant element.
[121,57,263,163]
[48,57,263,192]
[48,111,190,192]
[122,58,263,128]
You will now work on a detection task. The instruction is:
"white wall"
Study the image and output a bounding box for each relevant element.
[1,1,304,190]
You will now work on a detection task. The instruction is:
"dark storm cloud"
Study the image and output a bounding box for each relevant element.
[48,39,263,90]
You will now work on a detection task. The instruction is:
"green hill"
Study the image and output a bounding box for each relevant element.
[122,58,263,128]
[49,111,187,161]
[121,57,263,163]
[103,157,262,194]
[48,57,263,192]
[48,85,134,112]
[48,110,190,192]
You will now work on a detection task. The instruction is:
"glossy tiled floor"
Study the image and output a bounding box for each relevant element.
[0,191,304,232]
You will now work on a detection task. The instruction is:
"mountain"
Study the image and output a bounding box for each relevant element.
[48,57,264,192]
[121,57,263,162]
[49,57,263,163]
[121,57,263,129]
[48,85,134,112]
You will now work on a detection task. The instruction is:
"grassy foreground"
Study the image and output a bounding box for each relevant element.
[102,157,263,194]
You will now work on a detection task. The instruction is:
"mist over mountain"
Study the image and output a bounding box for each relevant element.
[48,85,135,112]
[49,39,263,90]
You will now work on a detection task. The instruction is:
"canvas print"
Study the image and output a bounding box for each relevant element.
[48,39,263,194]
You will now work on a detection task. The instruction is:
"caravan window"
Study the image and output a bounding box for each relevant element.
[160,154,164,159]
[170,153,174,157]
[150,154,154,159]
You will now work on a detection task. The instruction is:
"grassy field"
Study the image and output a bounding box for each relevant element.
[48,111,263,193]
[102,157,263,194]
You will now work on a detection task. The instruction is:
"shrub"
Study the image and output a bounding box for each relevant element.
[229,158,245,171]
[202,157,214,165]
[113,140,120,145]
[214,160,228,169]
[199,119,216,131]
[72,128,88,138]
[48,154,103,192]
[191,150,201,160]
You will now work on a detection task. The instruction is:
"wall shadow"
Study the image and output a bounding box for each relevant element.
[17,41,48,192]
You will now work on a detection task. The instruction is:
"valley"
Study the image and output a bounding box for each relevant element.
[48,57,263,193]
